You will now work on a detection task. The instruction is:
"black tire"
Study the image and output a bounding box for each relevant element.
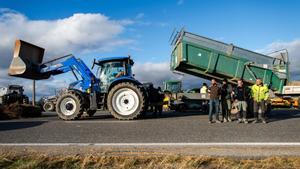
[107,82,145,120]
[43,101,55,112]
[56,92,84,120]
[87,110,97,117]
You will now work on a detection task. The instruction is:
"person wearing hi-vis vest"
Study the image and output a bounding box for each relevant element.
[251,78,269,124]
[200,83,208,99]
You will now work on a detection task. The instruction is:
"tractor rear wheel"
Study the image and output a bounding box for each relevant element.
[56,92,84,120]
[107,82,145,120]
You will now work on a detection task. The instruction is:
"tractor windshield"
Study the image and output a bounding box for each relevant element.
[164,81,182,93]
[99,62,125,79]
[98,61,131,92]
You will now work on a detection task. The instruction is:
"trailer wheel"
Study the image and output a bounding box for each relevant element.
[56,92,84,120]
[43,101,55,112]
[107,82,145,120]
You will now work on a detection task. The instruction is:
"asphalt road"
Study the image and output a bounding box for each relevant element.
[0,109,300,143]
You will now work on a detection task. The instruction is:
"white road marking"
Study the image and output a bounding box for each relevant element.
[1,143,300,146]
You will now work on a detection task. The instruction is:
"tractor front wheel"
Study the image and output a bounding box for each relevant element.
[107,82,145,120]
[56,92,84,120]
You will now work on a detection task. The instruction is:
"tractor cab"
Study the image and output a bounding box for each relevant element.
[163,80,182,93]
[93,56,134,92]
[7,85,25,95]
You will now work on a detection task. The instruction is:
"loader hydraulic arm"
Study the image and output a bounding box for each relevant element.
[40,56,99,91]
[8,40,99,92]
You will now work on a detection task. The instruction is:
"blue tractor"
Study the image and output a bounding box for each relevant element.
[8,40,156,120]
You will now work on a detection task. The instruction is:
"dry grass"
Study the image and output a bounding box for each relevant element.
[0,103,41,120]
[0,154,300,169]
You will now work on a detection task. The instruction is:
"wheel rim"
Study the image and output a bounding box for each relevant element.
[112,88,140,116]
[44,103,53,111]
[60,97,77,116]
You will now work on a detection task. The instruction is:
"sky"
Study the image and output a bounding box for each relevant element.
[0,0,300,98]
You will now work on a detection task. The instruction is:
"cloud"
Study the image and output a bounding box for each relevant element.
[133,62,204,89]
[0,8,134,98]
[135,13,145,19]
[0,8,134,68]
[133,12,169,28]
[177,0,184,5]
[257,39,300,80]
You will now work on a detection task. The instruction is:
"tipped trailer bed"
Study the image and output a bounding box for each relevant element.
[170,30,300,108]
[171,30,289,93]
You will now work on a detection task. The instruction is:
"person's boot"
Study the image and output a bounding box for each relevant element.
[215,114,222,123]
[258,113,263,123]
[261,113,267,123]
[242,111,247,121]
[243,118,248,124]
[252,112,258,123]
[252,117,258,123]
[237,119,242,123]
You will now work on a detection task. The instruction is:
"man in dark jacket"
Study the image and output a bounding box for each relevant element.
[208,78,221,123]
[232,79,250,123]
[220,79,232,122]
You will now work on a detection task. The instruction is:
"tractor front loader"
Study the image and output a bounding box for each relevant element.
[8,40,156,120]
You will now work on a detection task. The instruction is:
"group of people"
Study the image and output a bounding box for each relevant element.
[201,78,269,124]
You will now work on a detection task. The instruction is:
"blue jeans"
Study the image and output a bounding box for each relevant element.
[209,99,219,121]
[236,101,247,120]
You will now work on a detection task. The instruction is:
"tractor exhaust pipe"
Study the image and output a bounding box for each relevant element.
[8,40,50,80]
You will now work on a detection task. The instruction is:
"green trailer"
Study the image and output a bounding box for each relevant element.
[170,30,289,94]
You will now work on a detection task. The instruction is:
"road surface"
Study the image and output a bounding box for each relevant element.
[0,109,300,156]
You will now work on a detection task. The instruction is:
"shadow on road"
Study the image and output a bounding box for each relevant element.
[45,108,300,122]
[0,121,46,131]
[42,112,58,117]
[268,109,300,122]
[82,114,114,120]
[142,111,207,120]
[80,111,207,121]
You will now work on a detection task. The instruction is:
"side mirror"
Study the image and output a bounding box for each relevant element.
[91,59,96,69]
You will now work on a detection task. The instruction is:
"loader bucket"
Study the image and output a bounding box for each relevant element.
[8,40,50,80]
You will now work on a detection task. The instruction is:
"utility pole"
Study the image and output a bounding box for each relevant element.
[32,80,36,106]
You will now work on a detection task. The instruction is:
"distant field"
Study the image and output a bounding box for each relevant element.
[0,153,300,169]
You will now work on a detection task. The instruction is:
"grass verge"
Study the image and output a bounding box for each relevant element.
[0,154,300,169]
